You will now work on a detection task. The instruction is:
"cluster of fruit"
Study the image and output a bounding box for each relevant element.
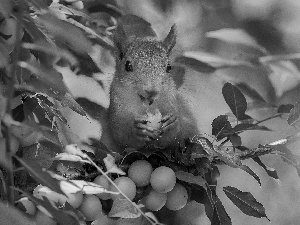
[124,160,188,211]
[18,160,188,224]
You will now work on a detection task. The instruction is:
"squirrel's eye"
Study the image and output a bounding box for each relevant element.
[166,64,172,73]
[125,60,133,72]
[119,52,124,60]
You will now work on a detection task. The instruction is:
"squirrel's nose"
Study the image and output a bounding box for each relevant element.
[138,90,158,105]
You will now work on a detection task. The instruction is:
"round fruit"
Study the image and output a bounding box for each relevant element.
[110,176,136,200]
[60,191,83,209]
[142,189,167,211]
[93,175,111,200]
[150,166,176,193]
[18,198,36,215]
[35,210,57,225]
[128,160,153,187]
[78,194,102,221]
[165,183,188,211]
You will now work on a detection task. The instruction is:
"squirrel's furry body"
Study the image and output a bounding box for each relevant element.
[103,23,199,153]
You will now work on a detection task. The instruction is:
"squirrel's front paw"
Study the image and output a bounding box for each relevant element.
[134,119,161,142]
[161,114,177,134]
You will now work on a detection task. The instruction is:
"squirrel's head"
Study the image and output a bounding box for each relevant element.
[114,25,177,106]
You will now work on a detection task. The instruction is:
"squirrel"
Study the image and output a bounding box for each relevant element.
[99,16,200,153]
[72,16,204,225]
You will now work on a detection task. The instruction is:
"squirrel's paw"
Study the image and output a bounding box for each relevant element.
[134,119,161,141]
[161,114,177,134]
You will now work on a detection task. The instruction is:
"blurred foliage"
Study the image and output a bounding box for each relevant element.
[0,0,300,225]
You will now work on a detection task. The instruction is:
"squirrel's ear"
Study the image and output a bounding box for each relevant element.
[163,25,177,55]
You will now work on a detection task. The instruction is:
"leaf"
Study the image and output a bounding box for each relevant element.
[272,145,300,178]
[190,136,215,156]
[229,134,241,147]
[175,171,206,187]
[37,95,68,124]
[22,142,58,169]
[222,82,251,121]
[23,41,78,68]
[212,195,232,225]
[15,187,80,225]
[202,184,215,221]
[212,115,233,140]
[213,146,242,168]
[182,51,252,69]
[86,1,123,18]
[288,101,300,129]
[213,147,261,185]
[233,123,271,133]
[60,180,113,195]
[206,29,267,55]
[278,104,294,114]
[92,215,114,225]
[109,198,140,218]
[235,83,266,103]
[239,165,261,186]
[22,120,60,144]
[253,157,280,184]
[14,155,64,195]
[65,144,86,158]
[55,153,89,163]
[19,61,67,96]
[104,154,125,175]
[266,61,300,97]
[37,13,93,54]
[59,93,87,117]
[175,56,216,73]
[66,47,101,76]
[119,15,157,39]
[223,186,269,219]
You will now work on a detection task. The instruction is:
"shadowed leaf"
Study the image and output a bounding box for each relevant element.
[175,171,206,187]
[118,15,156,38]
[59,93,87,117]
[206,29,267,56]
[14,156,64,195]
[175,56,216,73]
[212,115,233,140]
[183,51,252,69]
[14,187,80,225]
[233,123,271,133]
[236,83,266,103]
[223,186,269,219]
[253,157,280,183]
[278,104,294,114]
[272,145,300,178]
[288,102,300,129]
[109,198,140,218]
[240,165,261,186]
[229,134,241,147]
[212,195,232,225]
[222,83,251,121]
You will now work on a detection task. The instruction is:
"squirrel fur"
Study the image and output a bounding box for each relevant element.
[100,17,200,153]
